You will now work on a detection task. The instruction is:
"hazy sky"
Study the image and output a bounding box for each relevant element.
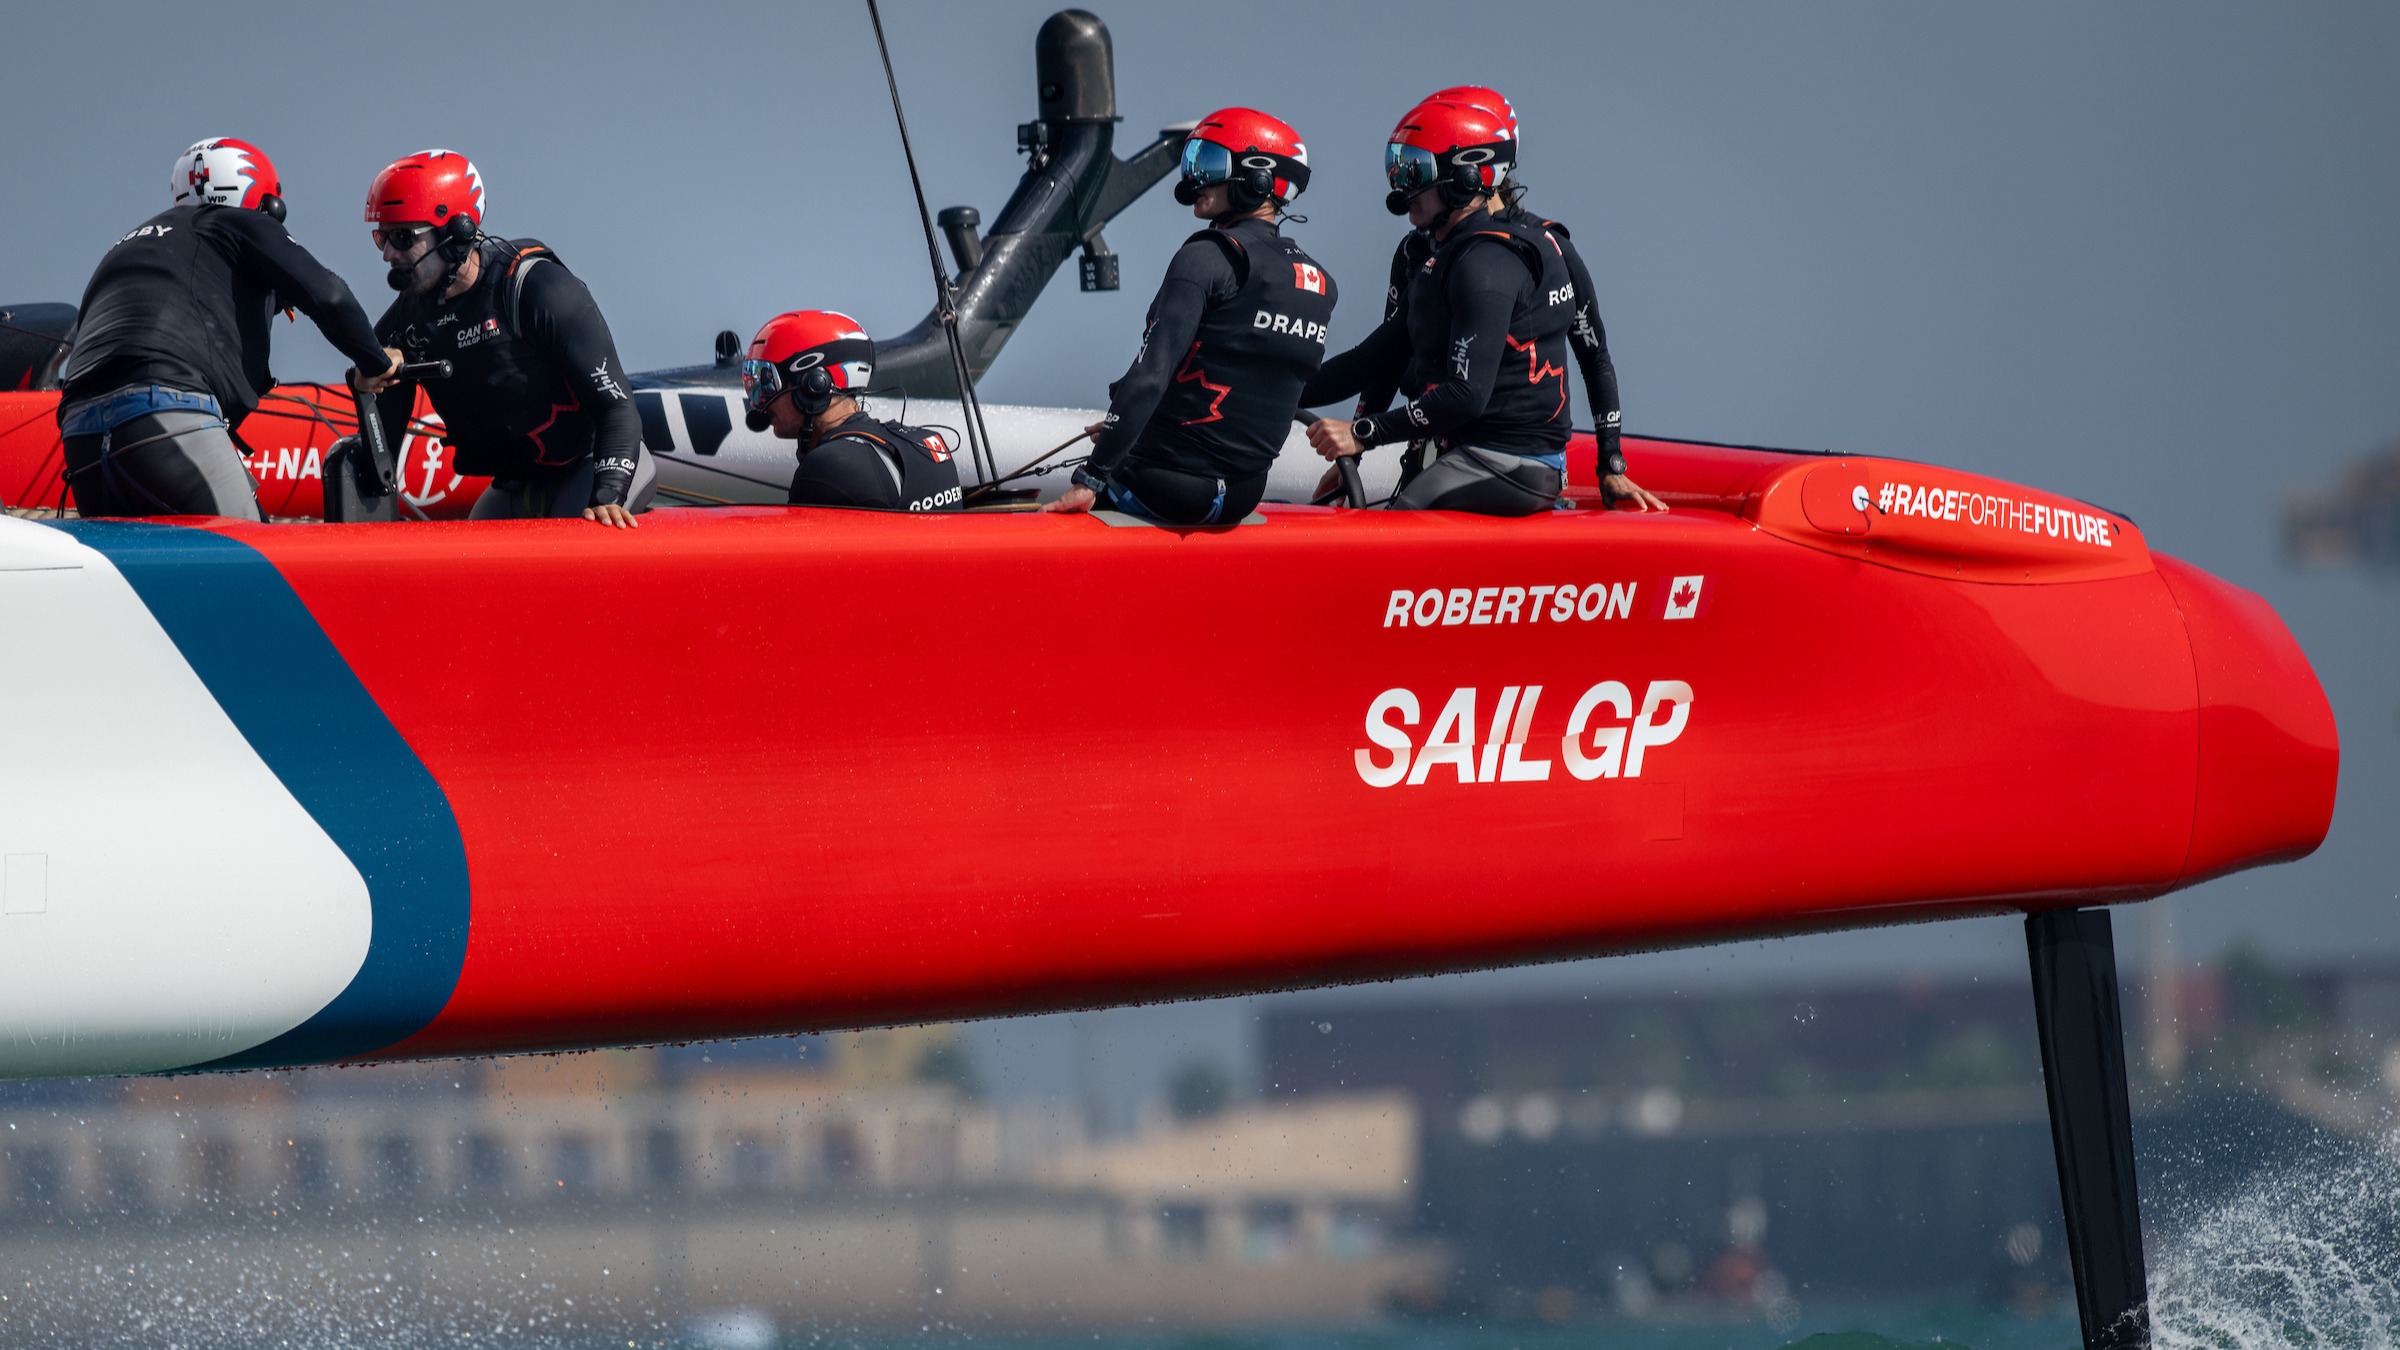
[5,4,2396,1094]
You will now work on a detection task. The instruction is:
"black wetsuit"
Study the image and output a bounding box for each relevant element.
[1302,206,1569,515]
[788,411,964,512]
[57,204,390,518]
[1356,208,1624,481]
[1083,216,1337,524]
[373,239,646,514]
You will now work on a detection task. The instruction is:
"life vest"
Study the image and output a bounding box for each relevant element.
[1138,216,1338,480]
[1402,210,1575,452]
[388,238,604,476]
[819,418,965,512]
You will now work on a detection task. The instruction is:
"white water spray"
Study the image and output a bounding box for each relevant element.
[2149,1141,2400,1350]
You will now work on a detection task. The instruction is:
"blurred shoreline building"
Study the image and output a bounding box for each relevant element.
[0,1029,1437,1340]
[2286,439,2400,574]
[2,952,2389,1339]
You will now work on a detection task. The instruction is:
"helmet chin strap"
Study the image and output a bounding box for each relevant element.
[800,400,847,451]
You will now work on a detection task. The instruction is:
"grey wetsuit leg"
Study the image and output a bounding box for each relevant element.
[469,446,658,520]
[1387,444,1562,517]
[60,409,262,521]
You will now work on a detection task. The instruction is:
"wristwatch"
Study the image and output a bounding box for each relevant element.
[1351,417,1379,450]
[1072,465,1108,493]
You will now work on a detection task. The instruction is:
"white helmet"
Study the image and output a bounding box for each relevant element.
[170,138,282,212]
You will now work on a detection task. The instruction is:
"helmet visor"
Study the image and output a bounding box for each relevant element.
[740,358,784,416]
[1180,137,1233,188]
[1386,143,1441,195]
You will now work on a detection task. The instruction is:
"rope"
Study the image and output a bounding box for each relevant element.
[864,0,997,488]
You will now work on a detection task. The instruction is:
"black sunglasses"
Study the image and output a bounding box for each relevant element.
[375,225,434,252]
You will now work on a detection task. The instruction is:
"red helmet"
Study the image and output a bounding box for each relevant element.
[365,150,487,228]
[172,138,281,212]
[1384,98,1516,215]
[1427,86,1522,149]
[1175,107,1311,211]
[743,310,875,418]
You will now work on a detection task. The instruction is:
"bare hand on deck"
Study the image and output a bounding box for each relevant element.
[1604,474,1668,512]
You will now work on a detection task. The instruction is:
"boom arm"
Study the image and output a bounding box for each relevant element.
[875,10,1184,397]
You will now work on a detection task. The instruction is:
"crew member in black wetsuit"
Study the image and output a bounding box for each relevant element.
[1042,108,1336,526]
[57,138,401,519]
[358,150,652,529]
[1354,86,1662,512]
[741,309,963,512]
[1303,100,1614,516]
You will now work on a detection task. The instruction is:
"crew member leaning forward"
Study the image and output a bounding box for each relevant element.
[360,149,653,528]
[58,138,401,520]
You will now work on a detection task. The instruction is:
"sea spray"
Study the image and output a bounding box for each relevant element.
[2149,1139,2400,1349]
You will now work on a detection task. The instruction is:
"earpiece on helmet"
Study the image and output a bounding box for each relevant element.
[1435,160,1487,209]
[437,213,479,264]
[258,194,286,223]
[1228,166,1276,214]
[793,365,835,417]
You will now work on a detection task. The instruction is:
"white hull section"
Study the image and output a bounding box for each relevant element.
[644,395,1404,509]
[0,519,370,1076]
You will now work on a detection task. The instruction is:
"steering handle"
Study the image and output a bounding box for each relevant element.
[1297,410,1367,509]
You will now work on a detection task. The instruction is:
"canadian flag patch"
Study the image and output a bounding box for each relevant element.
[1292,262,1325,295]
[1661,575,1706,620]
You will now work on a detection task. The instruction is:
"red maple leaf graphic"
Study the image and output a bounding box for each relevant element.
[1673,581,1698,608]
[1505,334,1569,418]
[1173,341,1231,425]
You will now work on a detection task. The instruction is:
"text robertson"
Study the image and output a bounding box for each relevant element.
[1383,583,1637,628]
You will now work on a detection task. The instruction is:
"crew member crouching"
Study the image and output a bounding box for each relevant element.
[743,310,963,512]
[1043,107,1336,525]
[360,150,654,528]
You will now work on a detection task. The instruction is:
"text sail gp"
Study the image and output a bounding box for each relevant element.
[1356,681,1693,787]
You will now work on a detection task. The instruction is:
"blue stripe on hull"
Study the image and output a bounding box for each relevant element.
[49,521,470,1067]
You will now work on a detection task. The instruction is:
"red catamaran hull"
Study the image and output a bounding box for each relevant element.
[0,435,2335,1078]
